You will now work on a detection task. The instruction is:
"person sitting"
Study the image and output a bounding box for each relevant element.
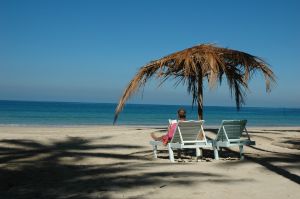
[150,108,187,145]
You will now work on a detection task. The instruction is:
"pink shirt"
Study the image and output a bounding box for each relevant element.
[166,122,177,140]
[161,122,178,145]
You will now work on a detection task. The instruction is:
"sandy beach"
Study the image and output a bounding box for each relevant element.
[0,125,299,199]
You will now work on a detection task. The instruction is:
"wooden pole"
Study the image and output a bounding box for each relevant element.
[197,79,203,120]
[197,65,203,120]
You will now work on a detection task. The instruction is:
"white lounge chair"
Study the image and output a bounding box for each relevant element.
[150,120,211,162]
[211,120,255,160]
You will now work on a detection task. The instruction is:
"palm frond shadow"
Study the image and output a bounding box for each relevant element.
[0,134,250,199]
[206,128,300,185]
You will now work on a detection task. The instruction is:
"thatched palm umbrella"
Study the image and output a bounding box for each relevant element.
[114,44,275,123]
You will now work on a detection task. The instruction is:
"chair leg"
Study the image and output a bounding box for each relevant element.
[196,148,202,158]
[152,145,158,159]
[213,147,219,160]
[177,149,182,159]
[239,145,244,160]
[168,144,175,162]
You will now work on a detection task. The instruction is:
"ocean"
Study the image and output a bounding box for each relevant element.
[0,100,299,126]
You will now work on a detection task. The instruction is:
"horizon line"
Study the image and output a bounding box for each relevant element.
[0,99,299,109]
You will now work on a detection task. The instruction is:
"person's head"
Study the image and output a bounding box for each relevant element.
[177,108,186,120]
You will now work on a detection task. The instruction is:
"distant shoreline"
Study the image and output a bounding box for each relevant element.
[0,99,299,109]
[1,124,300,130]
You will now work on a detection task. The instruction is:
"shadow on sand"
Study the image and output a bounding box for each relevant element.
[1,128,299,198]
[205,128,300,185]
[0,134,249,199]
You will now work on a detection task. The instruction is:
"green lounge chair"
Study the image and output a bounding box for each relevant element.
[150,120,211,162]
[212,120,255,160]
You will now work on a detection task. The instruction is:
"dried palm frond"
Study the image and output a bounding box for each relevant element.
[114,44,276,124]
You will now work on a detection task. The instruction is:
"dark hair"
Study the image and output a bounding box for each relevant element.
[177,108,186,119]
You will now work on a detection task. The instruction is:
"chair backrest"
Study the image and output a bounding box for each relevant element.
[168,119,177,125]
[216,120,247,141]
[170,120,205,144]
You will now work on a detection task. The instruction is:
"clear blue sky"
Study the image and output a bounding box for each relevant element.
[0,0,299,107]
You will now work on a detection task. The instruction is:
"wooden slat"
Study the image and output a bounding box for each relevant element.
[216,120,247,141]
[170,120,204,144]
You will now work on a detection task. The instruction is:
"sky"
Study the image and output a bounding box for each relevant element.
[0,0,299,108]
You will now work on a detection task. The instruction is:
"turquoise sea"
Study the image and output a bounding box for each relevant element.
[0,100,299,126]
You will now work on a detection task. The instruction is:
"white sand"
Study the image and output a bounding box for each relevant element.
[0,125,299,199]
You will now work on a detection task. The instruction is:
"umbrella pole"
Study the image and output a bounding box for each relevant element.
[197,77,203,120]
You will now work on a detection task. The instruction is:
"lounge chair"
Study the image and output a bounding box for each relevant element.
[150,120,211,162]
[211,120,255,160]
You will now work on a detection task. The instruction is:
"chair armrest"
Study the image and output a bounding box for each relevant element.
[149,140,163,146]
